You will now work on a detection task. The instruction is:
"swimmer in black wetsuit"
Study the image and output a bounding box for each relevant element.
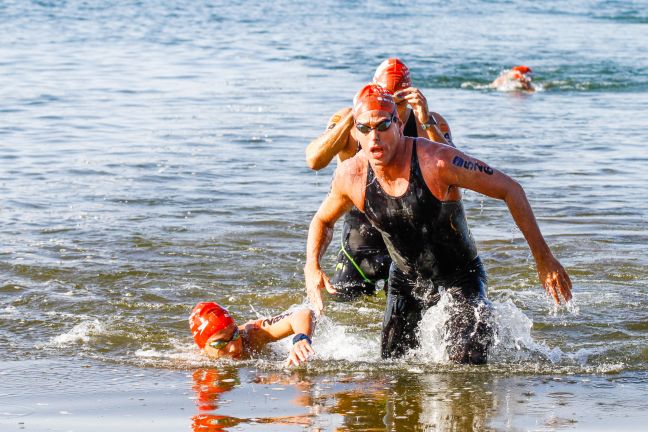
[305,58,455,300]
[304,84,573,364]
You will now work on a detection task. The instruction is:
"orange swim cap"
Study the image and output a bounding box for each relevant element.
[352,84,396,118]
[373,58,412,92]
[512,65,532,75]
[189,302,235,349]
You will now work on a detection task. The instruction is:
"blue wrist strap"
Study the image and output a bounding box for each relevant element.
[292,333,312,345]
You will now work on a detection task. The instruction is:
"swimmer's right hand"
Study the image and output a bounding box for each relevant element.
[304,265,336,315]
[286,339,315,367]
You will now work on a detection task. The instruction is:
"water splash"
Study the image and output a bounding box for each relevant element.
[47,319,106,346]
[412,294,565,364]
[271,314,380,363]
[489,299,564,363]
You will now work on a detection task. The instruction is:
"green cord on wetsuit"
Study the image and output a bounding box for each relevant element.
[340,239,373,284]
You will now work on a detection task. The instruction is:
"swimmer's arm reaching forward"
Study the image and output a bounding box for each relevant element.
[305,161,360,314]
[245,308,316,366]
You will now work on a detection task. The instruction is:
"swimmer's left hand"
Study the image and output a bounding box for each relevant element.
[537,255,573,305]
[286,340,315,367]
[394,87,430,125]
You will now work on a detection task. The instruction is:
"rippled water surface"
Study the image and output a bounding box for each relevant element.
[1,0,647,430]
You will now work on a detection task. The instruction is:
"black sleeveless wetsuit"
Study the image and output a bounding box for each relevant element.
[364,139,492,363]
[331,112,420,299]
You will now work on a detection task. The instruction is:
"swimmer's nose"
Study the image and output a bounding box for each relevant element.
[368,128,381,143]
[226,343,240,358]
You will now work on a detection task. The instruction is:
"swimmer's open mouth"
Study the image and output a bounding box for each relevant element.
[370,145,384,157]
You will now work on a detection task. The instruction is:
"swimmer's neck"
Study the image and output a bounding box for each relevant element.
[370,136,411,183]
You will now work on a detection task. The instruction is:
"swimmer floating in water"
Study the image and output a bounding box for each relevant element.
[189,302,315,366]
[490,65,534,91]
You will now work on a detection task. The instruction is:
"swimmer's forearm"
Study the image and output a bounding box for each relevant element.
[421,119,449,146]
[305,214,333,270]
[504,181,552,260]
[305,111,354,170]
[285,309,316,366]
[289,309,315,338]
[504,179,572,303]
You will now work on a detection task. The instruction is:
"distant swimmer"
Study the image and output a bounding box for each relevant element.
[305,84,572,364]
[189,302,315,366]
[490,65,535,91]
[305,58,456,301]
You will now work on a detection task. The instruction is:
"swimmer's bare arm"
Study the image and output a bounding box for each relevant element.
[305,108,358,170]
[304,165,357,314]
[430,146,573,304]
[245,309,316,366]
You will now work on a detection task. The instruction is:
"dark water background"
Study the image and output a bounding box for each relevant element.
[1,0,647,430]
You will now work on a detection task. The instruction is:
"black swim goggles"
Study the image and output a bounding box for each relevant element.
[355,114,397,135]
[208,327,240,350]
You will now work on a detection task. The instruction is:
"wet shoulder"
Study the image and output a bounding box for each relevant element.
[415,139,463,197]
[242,319,263,331]
[335,153,366,185]
[334,153,368,208]
[416,138,455,169]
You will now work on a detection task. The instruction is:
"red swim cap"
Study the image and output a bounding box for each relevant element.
[373,58,412,92]
[512,65,532,75]
[352,84,396,118]
[189,302,235,349]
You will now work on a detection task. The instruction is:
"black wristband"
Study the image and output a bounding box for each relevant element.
[292,333,312,345]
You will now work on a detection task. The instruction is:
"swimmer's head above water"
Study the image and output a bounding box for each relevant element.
[491,64,535,92]
[353,83,397,118]
[352,83,405,167]
[511,65,532,78]
[190,302,244,359]
[373,58,412,93]
[372,58,414,122]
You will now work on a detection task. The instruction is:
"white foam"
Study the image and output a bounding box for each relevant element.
[48,319,106,346]
[461,80,544,92]
[271,315,380,363]
[460,81,490,90]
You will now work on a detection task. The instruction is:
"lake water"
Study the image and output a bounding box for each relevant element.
[1,1,647,430]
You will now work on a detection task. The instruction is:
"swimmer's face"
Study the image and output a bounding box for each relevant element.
[204,323,243,360]
[355,109,401,166]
